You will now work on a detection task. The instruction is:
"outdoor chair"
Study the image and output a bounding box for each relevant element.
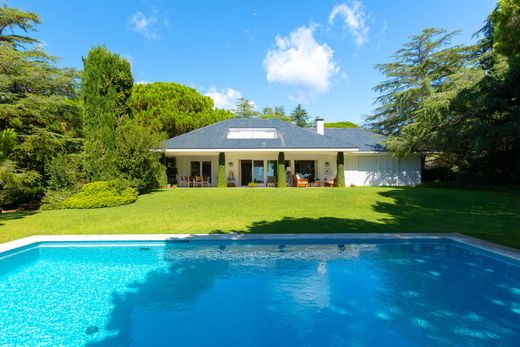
[201,176,210,187]
[194,176,204,187]
[293,175,309,188]
[180,176,190,187]
[324,178,336,187]
[266,176,276,187]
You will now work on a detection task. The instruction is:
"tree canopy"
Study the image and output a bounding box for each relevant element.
[260,105,292,122]
[290,104,311,127]
[129,82,233,138]
[325,121,358,128]
[81,46,133,181]
[233,97,257,118]
[367,2,520,184]
[0,5,82,208]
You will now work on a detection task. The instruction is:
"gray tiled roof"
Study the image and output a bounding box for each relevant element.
[320,128,385,151]
[164,118,385,151]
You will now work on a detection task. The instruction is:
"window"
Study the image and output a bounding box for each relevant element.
[226,128,277,139]
[191,161,211,180]
[202,161,211,182]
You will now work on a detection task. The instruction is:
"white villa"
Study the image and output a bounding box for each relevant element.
[163,118,421,187]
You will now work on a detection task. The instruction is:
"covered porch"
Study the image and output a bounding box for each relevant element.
[166,150,347,187]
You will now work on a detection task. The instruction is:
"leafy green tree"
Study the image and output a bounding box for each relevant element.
[290,104,310,127]
[0,5,81,207]
[234,97,257,118]
[0,5,40,47]
[262,107,273,115]
[113,122,165,190]
[129,82,233,137]
[261,105,292,122]
[491,0,520,68]
[325,121,358,128]
[367,28,478,157]
[81,46,133,181]
[367,28,472,138]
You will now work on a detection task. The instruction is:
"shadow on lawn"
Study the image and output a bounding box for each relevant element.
[211,187,520,248]
[0,210,38,227]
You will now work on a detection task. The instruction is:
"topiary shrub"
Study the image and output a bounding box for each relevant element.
[277,152,286,188]
[336,152,345,187]
[61,179,138,209]
[217,152,226,188]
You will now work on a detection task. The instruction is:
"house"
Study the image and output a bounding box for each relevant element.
[163,118,421,187]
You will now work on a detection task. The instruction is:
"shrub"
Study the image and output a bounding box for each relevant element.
[40,188,77,210]
[113,122,165,191]
[61,179,138,209]
[46,154,85,190]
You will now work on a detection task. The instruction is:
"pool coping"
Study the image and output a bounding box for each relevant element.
[1,233,519,261]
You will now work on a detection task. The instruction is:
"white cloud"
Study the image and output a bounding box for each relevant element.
[205,87,246,110]
[129,11,160,40]
[329,1,369,46]
[263,25,339,94]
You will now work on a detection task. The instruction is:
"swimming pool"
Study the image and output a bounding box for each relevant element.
[0,235,519,346]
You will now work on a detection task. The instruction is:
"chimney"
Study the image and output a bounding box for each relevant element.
[316,118,324,135]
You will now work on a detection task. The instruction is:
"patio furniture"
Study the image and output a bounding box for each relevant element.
[293,175,308,188]
[324,178,336,187]
[266,176,276,187]
[201,176,210,187]
[310,181,324,187]
[194,176,204,187]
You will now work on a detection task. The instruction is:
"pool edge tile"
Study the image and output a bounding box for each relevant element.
[1,233,519,262]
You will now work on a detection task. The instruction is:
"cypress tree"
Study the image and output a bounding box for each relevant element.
[336,152,345,187]
[217,152,226,187]
[277,152,286,188]
[81,46,133,181]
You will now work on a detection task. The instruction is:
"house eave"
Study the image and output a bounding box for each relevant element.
[162,148,360,153]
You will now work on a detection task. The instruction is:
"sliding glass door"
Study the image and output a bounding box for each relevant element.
[190,161,211,180]
[253,160,265,184]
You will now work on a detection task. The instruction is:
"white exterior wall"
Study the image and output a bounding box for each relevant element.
[176,155,219,186]
[344,154,421,186]
[171,152,421,187]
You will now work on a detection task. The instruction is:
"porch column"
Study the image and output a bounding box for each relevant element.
[277,152,286,187]
[217,152,226,188]
[336,152,345,187]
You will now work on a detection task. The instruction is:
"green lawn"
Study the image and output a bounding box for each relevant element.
[1,187,520,249]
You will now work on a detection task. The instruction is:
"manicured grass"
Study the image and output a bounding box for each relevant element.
[1,187,520,249]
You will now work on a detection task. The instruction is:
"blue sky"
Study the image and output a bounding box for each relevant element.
[11,0,496,124]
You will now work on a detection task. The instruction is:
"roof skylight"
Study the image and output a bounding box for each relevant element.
[226,128,278,139]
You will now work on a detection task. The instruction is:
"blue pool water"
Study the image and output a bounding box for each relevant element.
[0,239,519,346]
